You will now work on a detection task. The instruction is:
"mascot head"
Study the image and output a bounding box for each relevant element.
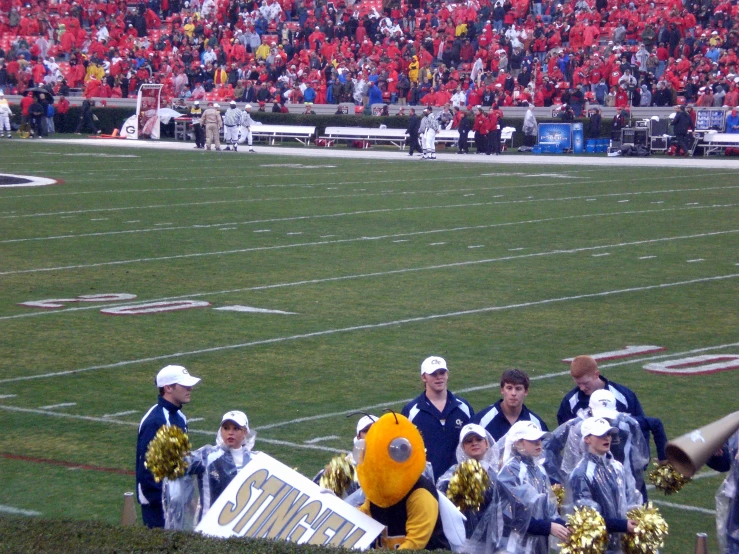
[354,412,426,508]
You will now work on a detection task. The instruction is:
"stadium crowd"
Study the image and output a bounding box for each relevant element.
[2,0,739,114]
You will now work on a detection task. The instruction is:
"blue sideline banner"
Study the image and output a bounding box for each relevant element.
[538,123,572,149]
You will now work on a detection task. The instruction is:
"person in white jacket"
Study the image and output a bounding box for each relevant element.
[0,91,12,137]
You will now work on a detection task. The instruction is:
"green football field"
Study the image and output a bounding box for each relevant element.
[1,140,738,552]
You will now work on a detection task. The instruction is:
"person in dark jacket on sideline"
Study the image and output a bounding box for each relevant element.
[136,365,200,528]
[457,108,472,153]
[75,97,101,134]
[672,104,693,156]
[406,107,421,156]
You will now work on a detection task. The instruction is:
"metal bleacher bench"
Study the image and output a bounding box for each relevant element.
[250,124,316,146]
[323,126,408,149]
[700,131,739,156]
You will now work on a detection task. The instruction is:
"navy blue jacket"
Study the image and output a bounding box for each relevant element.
[556,377,645,427]
[136,396,189,506]
[472,400,549,442]
[402,391,474,480]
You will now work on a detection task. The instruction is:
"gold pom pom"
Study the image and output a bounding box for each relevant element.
[552,484,565,512]
[648,462,690,495]
[446,459,491,512]
[622,502,669,554]
[144,425,191,482]
[319,454,357,497]
[560,505,609,554]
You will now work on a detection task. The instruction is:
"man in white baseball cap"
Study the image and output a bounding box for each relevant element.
[136,364,201,528]
[401,356,474,479]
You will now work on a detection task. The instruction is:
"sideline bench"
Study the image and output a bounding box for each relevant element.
[250,124,316,146]
[700,131,739,156]
[323,126,408,149]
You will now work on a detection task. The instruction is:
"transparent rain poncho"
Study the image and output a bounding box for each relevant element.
[561,413,650,495]
[542,410,589,484]
[163,427,256,530]
[716,430,739,554]
[437,429,500,539]
[567,451,643,554]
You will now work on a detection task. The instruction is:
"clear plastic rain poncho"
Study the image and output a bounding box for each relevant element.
[567,451,643,554]
[561,413,650,496]
[542,409,589,484]
[437,427,500,539]
[163,426,256,530]
[716,429,739,554]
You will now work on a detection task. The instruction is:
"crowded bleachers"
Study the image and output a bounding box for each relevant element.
[0,0,738,112]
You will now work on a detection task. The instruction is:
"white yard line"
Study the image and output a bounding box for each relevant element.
[0,505,41,516]
[3,212,738,277]
[0,404,342,454]
[37,402,76,410]
[1,272,738,385]
[1,223,737,322]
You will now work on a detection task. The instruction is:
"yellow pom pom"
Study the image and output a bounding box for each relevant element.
[622,502,669,554]
[648,462,690,495]
[144,425,191,482]
[560,505,609,554]
[552,483,565,512]
[445,459,491,512]
[319,454,357,497]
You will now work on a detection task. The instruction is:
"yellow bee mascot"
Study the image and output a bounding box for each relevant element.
[355,412,450,550]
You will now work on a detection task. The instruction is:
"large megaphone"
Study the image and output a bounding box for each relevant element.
[666,410,739,478]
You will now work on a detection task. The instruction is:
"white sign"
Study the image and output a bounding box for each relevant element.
[196,452,384,549]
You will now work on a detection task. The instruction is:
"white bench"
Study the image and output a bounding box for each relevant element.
[250,124,316,146]
[701,132,739,156]
[323,126,408,149]
[436,129,475,145]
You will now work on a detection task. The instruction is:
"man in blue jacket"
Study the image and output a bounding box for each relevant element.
[136,364,201,528]
[401,356,474,480]
[557,355,645,427]
[473,368,548,442]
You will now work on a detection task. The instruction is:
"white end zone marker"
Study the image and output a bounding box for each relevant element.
[214,305,297,315]
[644,355,739,375]
[562,345,666,363]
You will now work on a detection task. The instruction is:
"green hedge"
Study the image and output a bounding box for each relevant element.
[0,515,446,554]
[9,105,611,146]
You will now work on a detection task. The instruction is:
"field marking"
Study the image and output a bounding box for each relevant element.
[0,404,343,454]
[213,306,297,315]
[304,435,340,444]
[430,242,446,246]
[640,256,657,260]
[4,207,738,278]
[0,394,18,399]
[468,245,484,249]
[0,505,41,516]
[101,410,137,418]
[37,402,76,410]
[2,179,738,222]
[255,342,739,431]
[3,183,738,245]
[2,224,738,322]
[650,500,715,515]
[2,272,739,385]
[188,417,205,423]
[592,253,610,257]
[687,259,705,263]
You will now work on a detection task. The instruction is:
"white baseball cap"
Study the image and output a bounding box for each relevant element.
[221,410,248,429]
[156,365,200,387]
[589,389,618,419]
[508,420,549,442]
[230,100,237,105]
[421,356,448,375]
[460,423,488,442]
[356,415,377,436]
[581,417,617,438]
[244,103,252,109]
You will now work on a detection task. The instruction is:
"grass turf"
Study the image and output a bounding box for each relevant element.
[1,141,738,552]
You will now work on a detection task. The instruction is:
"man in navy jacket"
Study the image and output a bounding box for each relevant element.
[401,356,474,480]
[136,365,201,528]
[473,368,548,442]
[557,355,645,427]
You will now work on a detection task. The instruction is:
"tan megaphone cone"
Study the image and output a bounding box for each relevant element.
[693,532,707,554]
[121,491,137,526]
[666,410,739,477]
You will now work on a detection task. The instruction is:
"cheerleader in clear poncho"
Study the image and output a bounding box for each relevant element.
[163,410,256,530]
[708,428,739,553]
[437,424,500,539]
[566,417,642,554]
[463,421,568,554]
